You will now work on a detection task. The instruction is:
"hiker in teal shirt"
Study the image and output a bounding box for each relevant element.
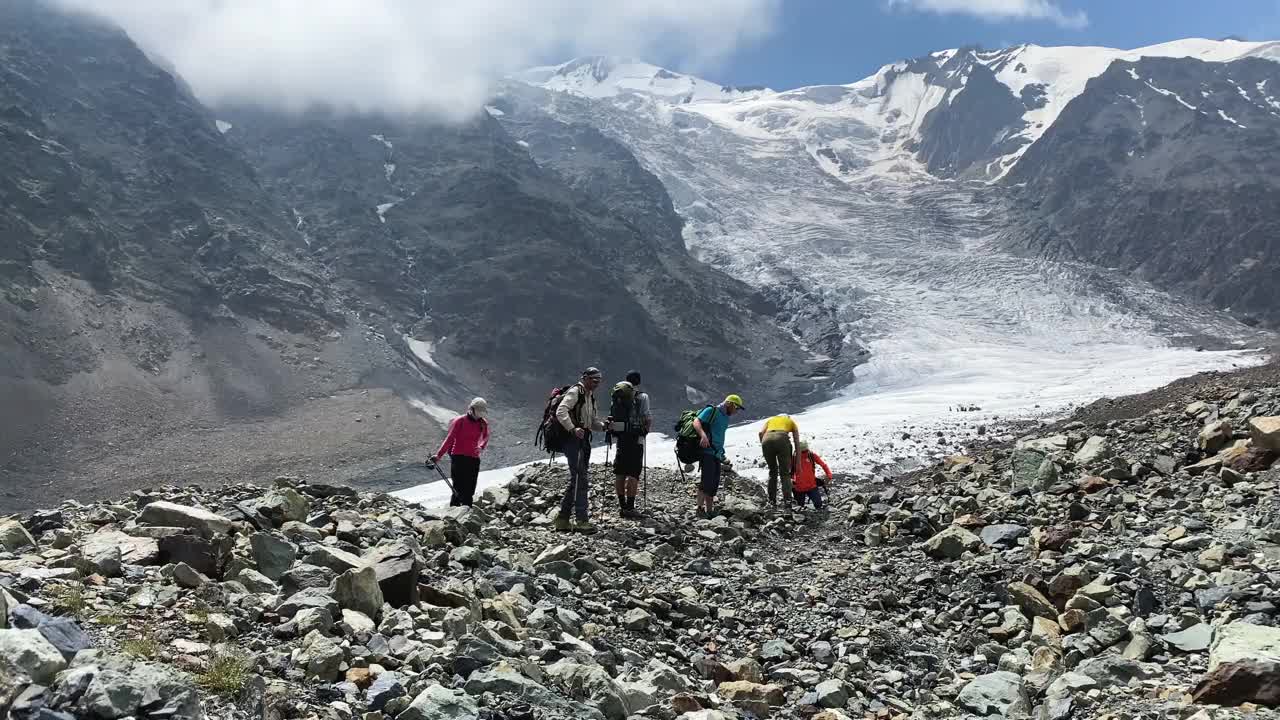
[692,394,744,518]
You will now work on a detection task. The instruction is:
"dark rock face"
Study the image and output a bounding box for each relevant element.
[998,56,1280,327]
[912,59,1031,179]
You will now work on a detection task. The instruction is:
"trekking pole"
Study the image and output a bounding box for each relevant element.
[642,434,648,512]
[605,432,612,468]
[426,459,456,499]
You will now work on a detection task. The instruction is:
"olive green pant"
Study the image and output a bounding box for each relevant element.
[761,431,794,504]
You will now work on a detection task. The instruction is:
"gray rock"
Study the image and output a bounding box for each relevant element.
[302,637,344,681]
[249,532,297,581]
[367,671,406,711]
[400,684,480,720]
[814,679,849,708]
[925,526,982,559]
[622,608,652,631]
[333,566,384,619]
[171,562,207,589]
[303,546,363,573]
[1209,621,1280,670]
[75,652,201,720]
[292,607,334,636]
[0,629,67,684]
[956,671,1030,718]
[235,568,279,595]
[253,488,310,526]
[82,530,159,571]
[546,660,629,720]
[1075,655,1150,687]
[77,536,122,577]
[1073,435,1111,464]
[137,501,233,538]
[35,619,91,661]
[277,588,341,618]
[157,534,232,579]
[1011,448,1056,492]
[0,520,37,551]
[281,564,335,594]
[625,551,655,572]
[1164,623,1214,653]
[365,541,422,607]
[980,524,1028,548]
[463,660,546,696]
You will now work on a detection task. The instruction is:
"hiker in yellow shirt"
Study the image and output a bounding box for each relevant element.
[758,414,801,506]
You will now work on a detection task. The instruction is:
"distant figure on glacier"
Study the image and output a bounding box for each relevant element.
[431,397,490,507]
[792,441,833,512]
[758,413,801,507]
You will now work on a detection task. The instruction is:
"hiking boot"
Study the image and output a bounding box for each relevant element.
[573,519,597,534]
[553,515,572,532]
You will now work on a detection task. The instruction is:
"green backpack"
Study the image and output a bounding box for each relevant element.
[674,405,715,463]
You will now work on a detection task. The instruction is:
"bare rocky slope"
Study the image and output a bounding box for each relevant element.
[996,56,1280,328]
[1,361,1279,720]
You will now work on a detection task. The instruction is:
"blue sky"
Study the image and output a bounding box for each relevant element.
[688,0,1280,90]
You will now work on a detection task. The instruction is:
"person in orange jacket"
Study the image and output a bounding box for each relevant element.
[792,441,832,511]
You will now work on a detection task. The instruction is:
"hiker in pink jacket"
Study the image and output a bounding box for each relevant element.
[432,397,490,506]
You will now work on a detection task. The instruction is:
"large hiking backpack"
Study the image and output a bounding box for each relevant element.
[535,384,584,453]
[609,381,639,435]
[673,404,715,464]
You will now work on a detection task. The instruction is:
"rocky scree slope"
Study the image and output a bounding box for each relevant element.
[2,368,1280,719]
[996,56,1280,328]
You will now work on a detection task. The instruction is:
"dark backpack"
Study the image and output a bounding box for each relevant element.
[609,381,639,436]
[674,404,715,464]
[535,384,585,454]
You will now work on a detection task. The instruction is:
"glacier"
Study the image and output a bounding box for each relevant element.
[396,39,1275,505]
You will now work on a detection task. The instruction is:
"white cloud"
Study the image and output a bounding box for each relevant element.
[47,0,779,120]
[886,0,1088,29]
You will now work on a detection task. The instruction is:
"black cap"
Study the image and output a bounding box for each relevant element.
[625,370,641,385]
[583,366,602,380]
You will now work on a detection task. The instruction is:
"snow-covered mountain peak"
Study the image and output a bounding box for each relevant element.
[515,56,767,103]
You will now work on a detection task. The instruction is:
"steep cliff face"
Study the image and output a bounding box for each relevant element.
[997,56,1280,326]
[222,103,822,415]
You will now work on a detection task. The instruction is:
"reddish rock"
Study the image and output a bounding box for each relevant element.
[1078,476,1110,494]
[1223,447,1279,473]
[1193,659,1280,707]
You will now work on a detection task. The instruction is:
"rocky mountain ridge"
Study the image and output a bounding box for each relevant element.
[0,1,822,511]
[2,361,1279,719]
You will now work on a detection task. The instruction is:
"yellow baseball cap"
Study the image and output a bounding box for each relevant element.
[725,394,745,409]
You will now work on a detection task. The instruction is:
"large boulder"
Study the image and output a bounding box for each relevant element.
[0,519,37,551]
[1249,417,1280,452]
[365,541,422,607]
[1209,622,1280,670]
[925,526,982,559]
[401,684,480,720]
[547,660,631,720]
[1073,436,1111,465]
[0,629,67,684]
[1007,582,1056,619]
[957,671,1031,718]
[80,530,159,574]
[1165,623,1214,653]
[333,567,384,618]
[1193,659,1280,707]
[249,532,298,581]
[157,534,233,579]
[1010,448,1056,492]
[72,651,202,720]
[252,488,310,526]
[137,501,233,538]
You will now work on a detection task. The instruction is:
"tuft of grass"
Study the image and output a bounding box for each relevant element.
[197,651,253,696]
[93,613,126,627]
[46,584,87,616]
[187,606,210,624]
[121,634,161,660]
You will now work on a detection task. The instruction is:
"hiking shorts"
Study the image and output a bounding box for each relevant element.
[613,433,644,477]
[699,454,722,496]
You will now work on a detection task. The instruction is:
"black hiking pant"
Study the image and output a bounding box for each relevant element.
[449,454,481,506]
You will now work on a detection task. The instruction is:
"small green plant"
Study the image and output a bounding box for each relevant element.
[46,584,87,616]
[93,613,126,627]
[187,606,210,624]
[121,634,160,660]
[197,651,253,696]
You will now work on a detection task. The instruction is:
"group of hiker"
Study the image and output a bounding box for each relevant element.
[428,366,833,532]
